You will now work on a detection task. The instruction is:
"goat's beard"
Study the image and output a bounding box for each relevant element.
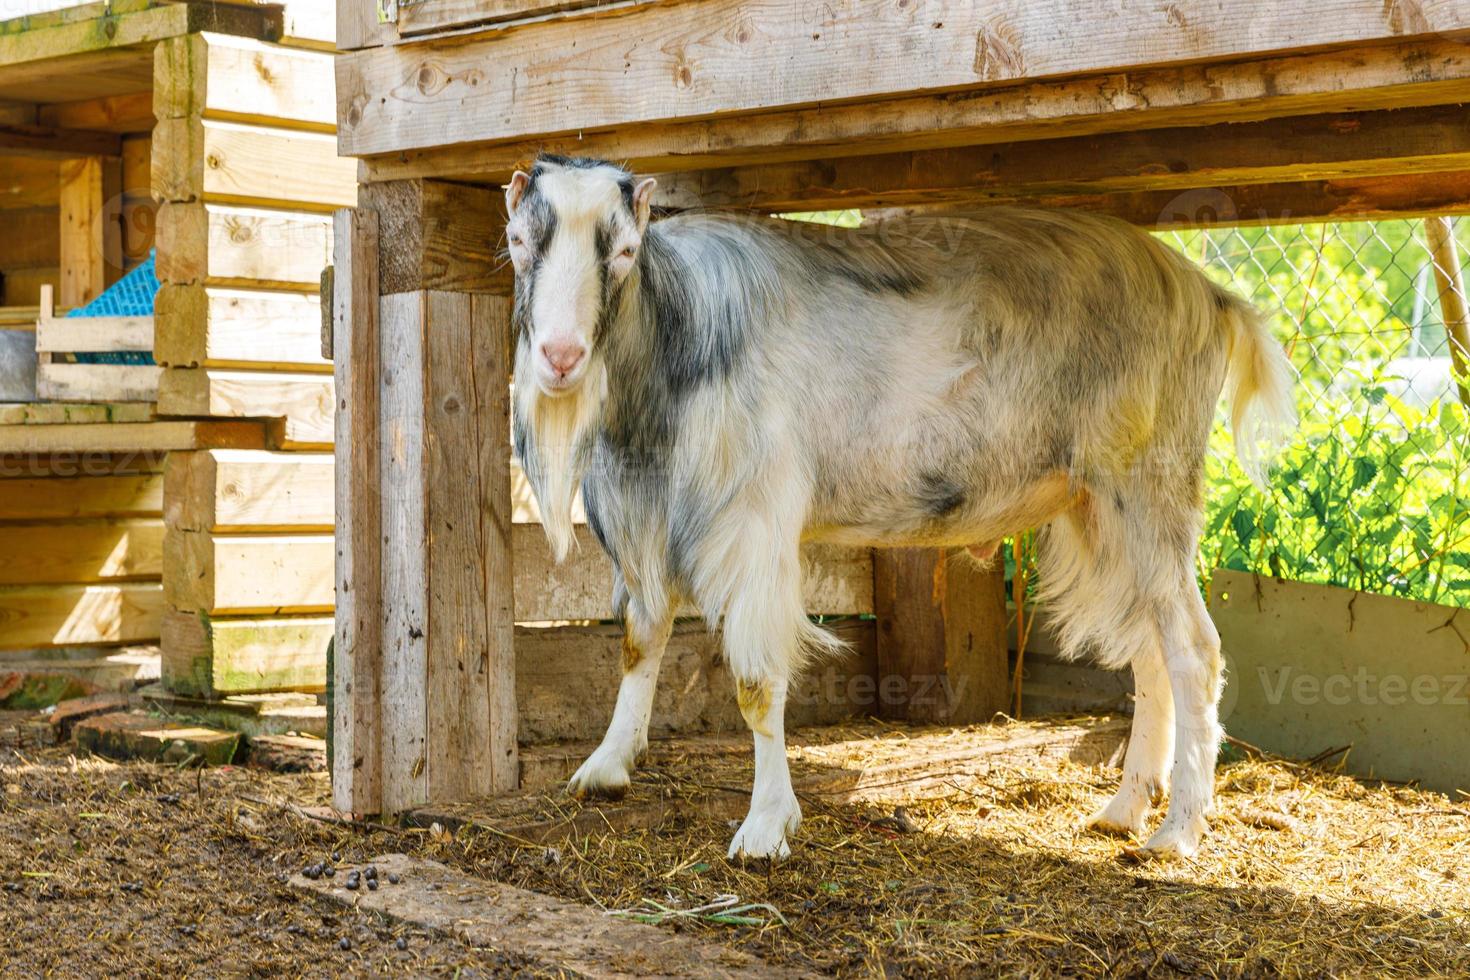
[514,352,606,564]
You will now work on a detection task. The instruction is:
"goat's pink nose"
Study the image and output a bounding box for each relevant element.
[540,339,586,376]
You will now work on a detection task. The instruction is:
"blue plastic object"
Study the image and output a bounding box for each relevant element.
[68,252,159,365]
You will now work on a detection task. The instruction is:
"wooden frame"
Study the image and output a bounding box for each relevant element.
[34,284,159,403]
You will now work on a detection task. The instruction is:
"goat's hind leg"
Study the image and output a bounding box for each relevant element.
[727,670,801,861]
[568,611,673,800]
[1086,642,1174,838]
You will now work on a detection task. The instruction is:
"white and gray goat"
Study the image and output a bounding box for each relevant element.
[505,155,1293,861]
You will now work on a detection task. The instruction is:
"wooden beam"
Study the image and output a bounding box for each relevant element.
[0,518,163,586]
[161,608,331,697]
[153,32,336,131]
[655,106,1470,213]
[0,419,265,454]
[154,285,326,369]
[0,472,162,520]
[37,91,155,133]
[151,117,355,210]
[36,362,161,403]
[332,205,382,813]
[358,181,508,294]
[155,201,332,290]
[872,550,1010,725]
[58,155,121,306]
[357,36,1470,184]
[335,0,1470,159]
[0,582,162,649]
[0,2,281,69]
[164,449,333,532]
[163,528,335,615]
[0,123,120,158]
[0,207,59,267]
[156,368,335,447]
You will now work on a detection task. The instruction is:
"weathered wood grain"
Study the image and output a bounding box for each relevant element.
[154,285,326,369]
[164,449,333,532]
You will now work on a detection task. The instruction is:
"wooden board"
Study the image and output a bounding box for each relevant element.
[0,472,163,520]
[35,315,153,354]
[0,402,154,426]
[164,520,873,619]
[152,117,356,211]
[0,158,60,209]
[655,104,1470,213]
[293,853,795,978]
[0,206,59,268]
[154,31,336,130]
[35,363,161,403]
[59,156,120,307]
[39,91,156,133]
[0,582,162,648]
[156,368,334,447]
[0,518,162,586]
[331,206,381,814]
[155,202,332,290]
[0,419,265,454]
[335,0,1470,159]
[161,607,331,696]
[358,181,507,294]
[154,285,326,369]
[164,449,333,532]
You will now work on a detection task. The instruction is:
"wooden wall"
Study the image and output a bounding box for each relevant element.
[151,32,350,697]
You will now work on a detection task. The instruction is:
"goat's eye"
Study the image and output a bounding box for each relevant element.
[620,245,636,258]
[508,234,524,248]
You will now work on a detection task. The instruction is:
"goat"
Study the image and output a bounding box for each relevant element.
[505,155,1294,861]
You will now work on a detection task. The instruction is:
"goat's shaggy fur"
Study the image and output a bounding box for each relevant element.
[506,156,1294,861]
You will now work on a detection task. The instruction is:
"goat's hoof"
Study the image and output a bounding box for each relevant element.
[727,797,801,863]
[1136,818,1206,861]
[566,752,631,801]
[1083,797,1148,839]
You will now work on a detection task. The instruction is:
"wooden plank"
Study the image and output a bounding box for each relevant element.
[75,711,239,765]
[152,117,356,210]
[1,266,58,306]
[0,123,120,158]
[872,550,1010,725]
[154,285,326,369]
[518,618,875,743]
[0,402,155,426]
[58,156,120,307]
[395,0,638,36]
[0,582,162,648]
[332,206,381,814]
[0,419,265,454]
[335,0,1470,159]
[38,91,155,133]
[0,206,58,267]
[1425,216,1470,408]
[164,449,333,532]
[423,291,518,800]
[0,518,162,586]
[155,201,332,290]
[0,472,163,520]
[377,289,429,811]
[36,362,161,403]
[163,529,336,615]
[154,31,336,130]
[156,368,335,447]
[292,853,795,978]
[0,158,60,209]
[0,2,280,76]
[358,181,507,295]
[336,0,396,52]
[657,105,1470,213]
[161,607,330,696]
[0,451,168,481]
[35,313,153,352]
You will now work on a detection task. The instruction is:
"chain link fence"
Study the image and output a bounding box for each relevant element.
[1165,217,1470,608]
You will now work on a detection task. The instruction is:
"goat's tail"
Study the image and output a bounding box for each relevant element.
[1216,290,1296,488]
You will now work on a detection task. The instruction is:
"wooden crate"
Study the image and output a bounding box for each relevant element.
[34,285,159,403]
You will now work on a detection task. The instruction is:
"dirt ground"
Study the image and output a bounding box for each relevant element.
[2,720,1467,978]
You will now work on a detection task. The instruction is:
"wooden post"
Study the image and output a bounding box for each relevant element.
[331,182,517,817]
[1425,216,1470,410]
[332,207,382,815]
[58,156,121,308]
[872,549,1010,724]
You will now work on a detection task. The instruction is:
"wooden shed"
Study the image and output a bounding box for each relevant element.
[0,1,345,708]
[327,1,1470,817]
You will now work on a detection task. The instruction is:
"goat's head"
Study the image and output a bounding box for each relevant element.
[505,156,657,397]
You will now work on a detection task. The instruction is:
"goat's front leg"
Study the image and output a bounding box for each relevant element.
[728,672,801,861]
[568,614,672,800]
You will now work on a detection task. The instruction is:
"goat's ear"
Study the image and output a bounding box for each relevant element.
[505,170,531,214]
[633,177,657,232]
